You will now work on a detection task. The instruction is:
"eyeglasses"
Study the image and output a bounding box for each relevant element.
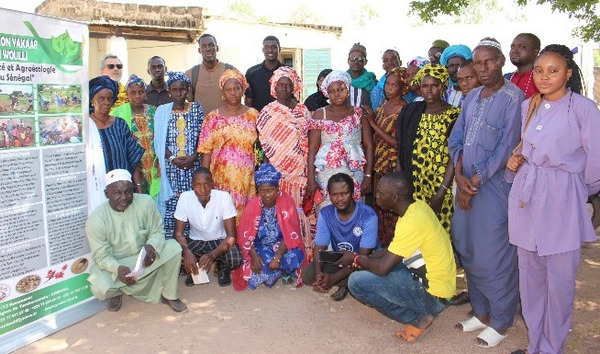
[106,64,123,69]
[350,57,366,63]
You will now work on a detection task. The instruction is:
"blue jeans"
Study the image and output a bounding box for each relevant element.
[348,262,446,326]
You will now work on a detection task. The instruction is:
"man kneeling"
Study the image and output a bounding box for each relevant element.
[339,171,456,342]
[86,169,186,312]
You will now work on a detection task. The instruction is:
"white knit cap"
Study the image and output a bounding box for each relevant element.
[104,169,131,186]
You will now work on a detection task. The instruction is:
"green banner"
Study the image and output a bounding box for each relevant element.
[0,274,92,336]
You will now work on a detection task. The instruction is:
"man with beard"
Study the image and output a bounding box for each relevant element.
[504,33,540,98]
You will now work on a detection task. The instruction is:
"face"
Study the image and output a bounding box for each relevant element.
[275,76,294,101]
[199,36,218,63]
[446,56,467,82]
[420,76,444,104]
[326,81,349,106]
[457,65,480,96]
[169,81,189,105]
[348,50,367,74]
[192,173,213,204]
[258,184,278,208]
[375,179,394,210]
[532,52,572,100]
[147,58,166,82]
[406,65,420,93]
[91,88,114,115]
[382,51,400,73]
[101,57,123,81]
[329,181,354,213]
[262,40,280,62]
[222,78,243,105]
[428,47,444,65]
[126,83,146,108]
[472,47,505,88]
[384,74,403,99]
[509,34,539,67]
[105,181,134,212]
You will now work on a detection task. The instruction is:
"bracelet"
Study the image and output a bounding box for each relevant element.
[273,258,281,263]
[440,184,448,191]
[352,255,361,269]
[135,183,142,186]
[168,155,176,162]
[364,174,372,178]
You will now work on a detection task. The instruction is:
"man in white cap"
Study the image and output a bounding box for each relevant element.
[86,169,187,312]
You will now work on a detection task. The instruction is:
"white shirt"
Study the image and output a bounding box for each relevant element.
[174,189,237,241]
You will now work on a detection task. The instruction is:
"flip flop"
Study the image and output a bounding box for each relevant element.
[456,316,487,332]
[476,326,506,348]
[395,322,432,343]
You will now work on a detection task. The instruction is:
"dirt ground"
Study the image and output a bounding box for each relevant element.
[15,241,599,354]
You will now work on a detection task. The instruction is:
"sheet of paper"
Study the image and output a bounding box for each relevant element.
[125,247,147,278]
[192,267,210,284]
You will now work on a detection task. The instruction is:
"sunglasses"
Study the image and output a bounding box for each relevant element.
[106,64,123,69]
[350,57,366,63]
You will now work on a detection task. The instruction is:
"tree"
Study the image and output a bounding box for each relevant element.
[409,0,600,42]
[288,4,320,24]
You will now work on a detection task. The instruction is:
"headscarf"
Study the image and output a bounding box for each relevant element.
[104,169,131,186]
[254,163,282,187]
[386,67,410,96]
[126,74,147,89]
[440,44,473,66]
[407,56,430,69]
[89,75,119,113]
[219,68,248,92]
[270,66,303,101]
[317,69,333,84]
[166,71,191,88]
[320,70,351,98]
[431,39,450,49]
[412,64,450,88]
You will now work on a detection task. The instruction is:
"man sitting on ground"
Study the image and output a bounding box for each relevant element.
[173,167,242,287]
[301,173,378,300]
[86,169,186,312]
[340,171,456,342]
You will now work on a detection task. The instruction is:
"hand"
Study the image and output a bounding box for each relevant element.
[361,176,373,196]
[250,252,263,274]
[506,154,525,172]
[306,179,318,199]
[334,250,355,268]
[456,189,472,210]
[314,273,335,291]
[361,105,374,120]
[455,173,478,196]
[118,266,137,285]
[143,244,156,267]
[183,249,198,275]
[470,174,482,188]
[428,193,444,214]
[268,257,281,271]
[180,154,198,170]
[197,253,215,271]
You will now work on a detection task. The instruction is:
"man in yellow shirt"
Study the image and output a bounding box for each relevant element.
[339,171,456,343]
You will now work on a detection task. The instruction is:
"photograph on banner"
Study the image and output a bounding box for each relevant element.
[37,84,81,114]
[0,117,35,148]
[0,84,33,115]
[40,115,82,145]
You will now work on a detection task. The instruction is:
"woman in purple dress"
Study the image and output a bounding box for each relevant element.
[507,45,600,354]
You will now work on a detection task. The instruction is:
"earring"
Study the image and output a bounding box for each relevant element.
[221,95,225,100]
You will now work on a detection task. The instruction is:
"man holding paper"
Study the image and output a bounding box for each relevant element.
[173,167,242,287]
[86,169,187,312]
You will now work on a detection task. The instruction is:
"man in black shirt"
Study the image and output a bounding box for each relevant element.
[244,36,284,112]
[145,56,172,107]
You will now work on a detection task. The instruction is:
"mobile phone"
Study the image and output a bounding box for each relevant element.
[313,189,325,205]
[319,249,343,263]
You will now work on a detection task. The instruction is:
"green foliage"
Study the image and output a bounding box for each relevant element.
[51,31,79,57]
[229,1,268,23]
[352,4,380,28]
[410,0,600,42]
[288,4,320,24]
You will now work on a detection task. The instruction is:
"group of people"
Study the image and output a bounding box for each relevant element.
[85,32,600,354]
[0,122,34,148]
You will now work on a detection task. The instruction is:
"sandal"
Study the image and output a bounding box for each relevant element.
[456,316,487,332]
[476,326,506,348]
[395,322,432,343]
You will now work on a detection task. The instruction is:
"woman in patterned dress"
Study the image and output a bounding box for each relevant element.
[397,64,460,233]
[154,72,204,238]
[306,70,374,206]
[197,69,258,224]
[111,74,160,199]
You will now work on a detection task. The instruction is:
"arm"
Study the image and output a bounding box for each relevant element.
[355,249,402,277]
[174,219,198,274]
[197,217,237,270]
[429,158,454,213]
[367,110,398,148]
[361,108,374,195]
[306,128,321,198]
[133,163,143,194]
[86,217,121,281]
[269,242,288,270]
[201,153,211,169]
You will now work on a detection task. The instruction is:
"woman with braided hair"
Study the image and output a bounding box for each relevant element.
[507,44,600,354]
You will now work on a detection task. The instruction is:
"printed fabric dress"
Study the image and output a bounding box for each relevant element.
[197,108,258,224]
[307,107,366,204]
[411,106,460,233]
[248,206,304,289]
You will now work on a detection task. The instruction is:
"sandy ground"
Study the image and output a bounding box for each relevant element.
[15,241,599,354]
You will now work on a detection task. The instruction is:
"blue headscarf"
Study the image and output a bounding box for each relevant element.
[255,164,282,187]
[166,71,191,88]
[126,74,147,89]
[89,75,119,113]
[440,44,473,66]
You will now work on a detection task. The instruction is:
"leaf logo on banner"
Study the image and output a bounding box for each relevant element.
[23,21,83,73]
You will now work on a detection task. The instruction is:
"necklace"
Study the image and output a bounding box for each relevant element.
[172,102,189,114]
[510,71,533,95]
[91,113,109,124]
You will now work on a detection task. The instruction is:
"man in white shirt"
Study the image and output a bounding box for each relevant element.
[173,167,242,287]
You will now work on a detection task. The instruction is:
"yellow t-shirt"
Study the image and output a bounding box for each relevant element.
[388,200,456,298]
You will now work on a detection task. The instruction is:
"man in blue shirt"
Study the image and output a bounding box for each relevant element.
[301,173,378,300]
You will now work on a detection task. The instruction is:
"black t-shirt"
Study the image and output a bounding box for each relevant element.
[303,91,328,112]
[245,61,284,112]
[145,82,173,107]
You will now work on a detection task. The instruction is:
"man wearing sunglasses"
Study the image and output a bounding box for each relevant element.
[347,43,376,108]
[100,54,128,108]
